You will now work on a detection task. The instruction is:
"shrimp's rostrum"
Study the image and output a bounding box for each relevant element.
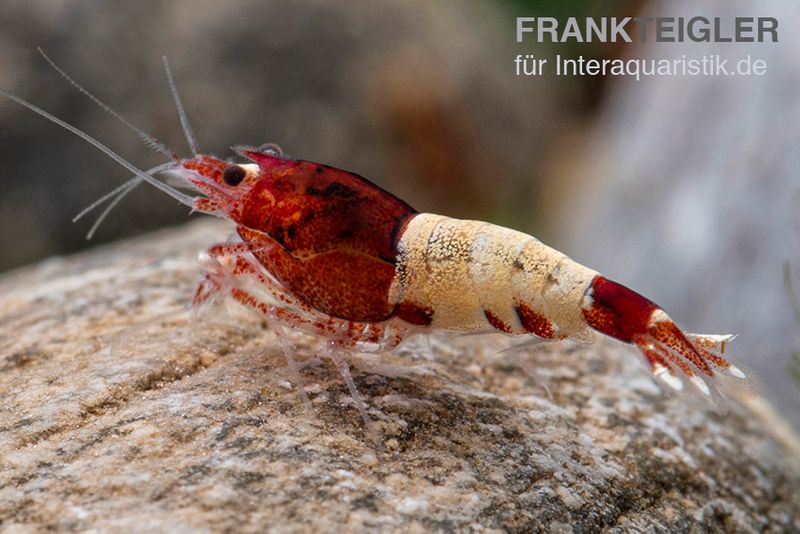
[0,55,746,440]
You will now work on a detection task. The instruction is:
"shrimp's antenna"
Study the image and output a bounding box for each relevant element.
[85,183,135,239]
[37,48,176,160]
[37,49,185,237]
[0,89,196,208]
[162,56,200,157]
[73,177,140,223]
[73,161,175,239]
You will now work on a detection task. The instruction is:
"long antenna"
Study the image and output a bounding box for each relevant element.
[73,161,176,239]
[73,177,140,223]
[38,48,180,237]
[162,56,200,157]
[0,89,196,208]
[37,48,176,160]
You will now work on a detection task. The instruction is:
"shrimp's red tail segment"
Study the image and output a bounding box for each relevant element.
[581,276,744,394]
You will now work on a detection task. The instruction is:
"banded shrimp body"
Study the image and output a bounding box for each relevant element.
[0,52,747,446]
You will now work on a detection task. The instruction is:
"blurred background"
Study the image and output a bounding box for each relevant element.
[1,0,798,428]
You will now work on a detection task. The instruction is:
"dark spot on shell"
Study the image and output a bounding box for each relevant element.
[272,227,285,247]
[336,227,355,240]
[484,309,513,333]
[396,301,434,326]
[515,303,554,338]
[307,182,358,198]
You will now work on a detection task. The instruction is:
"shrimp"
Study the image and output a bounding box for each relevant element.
[0,53,745,444]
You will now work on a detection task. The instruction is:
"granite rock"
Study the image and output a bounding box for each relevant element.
[0,220,798,532]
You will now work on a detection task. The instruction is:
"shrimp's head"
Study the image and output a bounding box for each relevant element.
[166,144,288,221]
[167,141,415,271]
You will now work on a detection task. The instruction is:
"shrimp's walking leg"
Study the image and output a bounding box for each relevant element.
[194,240,406,447]
[202,232,413,349]
[229,286,385,447]
[229,286,399,348]
[192,240,276,305]
[194,240,411,350]
[271,321,313,412]
[192,241,317,407]
[326,342,383,449]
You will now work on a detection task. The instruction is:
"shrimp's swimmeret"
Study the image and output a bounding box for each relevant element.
[0,53,745,442]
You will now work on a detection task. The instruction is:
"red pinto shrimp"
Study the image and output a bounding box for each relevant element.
[1,54,745,446]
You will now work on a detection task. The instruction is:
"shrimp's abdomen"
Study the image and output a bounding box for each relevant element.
[393,213,597,337]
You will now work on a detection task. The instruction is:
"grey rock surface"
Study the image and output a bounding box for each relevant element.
[0,220,798,532]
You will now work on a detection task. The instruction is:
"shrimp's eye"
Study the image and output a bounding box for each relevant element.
[222,165,246,186]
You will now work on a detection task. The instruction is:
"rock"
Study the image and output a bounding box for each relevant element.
[1,219,798,531]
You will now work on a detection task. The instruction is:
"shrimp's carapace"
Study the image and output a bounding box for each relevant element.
[231,151,416,322]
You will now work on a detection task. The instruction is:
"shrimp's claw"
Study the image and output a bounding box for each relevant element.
[582,276,745,395]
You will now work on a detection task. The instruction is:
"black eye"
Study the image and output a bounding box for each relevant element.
[222,165,246,186]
